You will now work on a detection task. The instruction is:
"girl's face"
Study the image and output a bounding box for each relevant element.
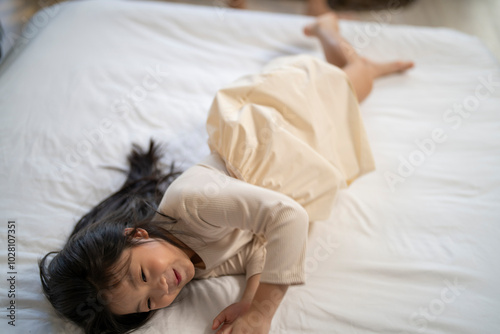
[105,228,195,315]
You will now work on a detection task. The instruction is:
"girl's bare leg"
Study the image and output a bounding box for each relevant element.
[304,12,414,102]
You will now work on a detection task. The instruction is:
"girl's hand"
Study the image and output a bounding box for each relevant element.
[212,301,251,333]
[213,303,272,334]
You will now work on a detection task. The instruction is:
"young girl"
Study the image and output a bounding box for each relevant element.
[39,12,413,334]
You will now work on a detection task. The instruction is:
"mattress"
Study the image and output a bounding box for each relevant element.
[0,0,499,333]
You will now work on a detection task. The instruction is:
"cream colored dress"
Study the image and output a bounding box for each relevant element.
[159,55,375,285]
[207,55,375,222]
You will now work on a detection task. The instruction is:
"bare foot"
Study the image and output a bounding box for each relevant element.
[368,59,415,78]
[304,12,351,67]
[304,11,340,36]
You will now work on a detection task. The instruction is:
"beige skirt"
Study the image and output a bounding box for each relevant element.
[206,55,375,222]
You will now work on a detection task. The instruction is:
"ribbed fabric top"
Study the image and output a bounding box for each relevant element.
[158,153,308,285]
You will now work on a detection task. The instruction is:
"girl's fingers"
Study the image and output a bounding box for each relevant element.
[213,312,226,329]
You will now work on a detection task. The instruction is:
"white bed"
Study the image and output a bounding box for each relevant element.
[1,0,499,333]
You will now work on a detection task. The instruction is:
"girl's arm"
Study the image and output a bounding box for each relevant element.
[212,274,262,332]
[213,278,289,334]
[245,282,288,328]
[241,273,261,303]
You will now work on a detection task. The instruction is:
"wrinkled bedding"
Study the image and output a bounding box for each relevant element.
[0,1,499,333]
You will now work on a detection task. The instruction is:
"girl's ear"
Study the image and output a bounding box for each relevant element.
[123,227,150,239]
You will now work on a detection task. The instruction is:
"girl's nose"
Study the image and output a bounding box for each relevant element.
[158,275,168,295]
[149,276,170,310]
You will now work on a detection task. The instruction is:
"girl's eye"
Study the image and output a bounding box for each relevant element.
[141,270,151,311]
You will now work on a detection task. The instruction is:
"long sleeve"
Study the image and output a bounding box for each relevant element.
[195,235,267,281]
[161,154,309,285]
[243,235,267,280]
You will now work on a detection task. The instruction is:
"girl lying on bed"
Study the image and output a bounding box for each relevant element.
[39,12,413,334]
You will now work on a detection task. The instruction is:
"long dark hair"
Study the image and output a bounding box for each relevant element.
[39,140,189,334]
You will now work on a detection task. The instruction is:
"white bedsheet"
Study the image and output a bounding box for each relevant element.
[0,1,499,333]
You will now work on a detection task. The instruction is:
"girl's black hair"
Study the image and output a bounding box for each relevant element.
[39,140,188,334]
